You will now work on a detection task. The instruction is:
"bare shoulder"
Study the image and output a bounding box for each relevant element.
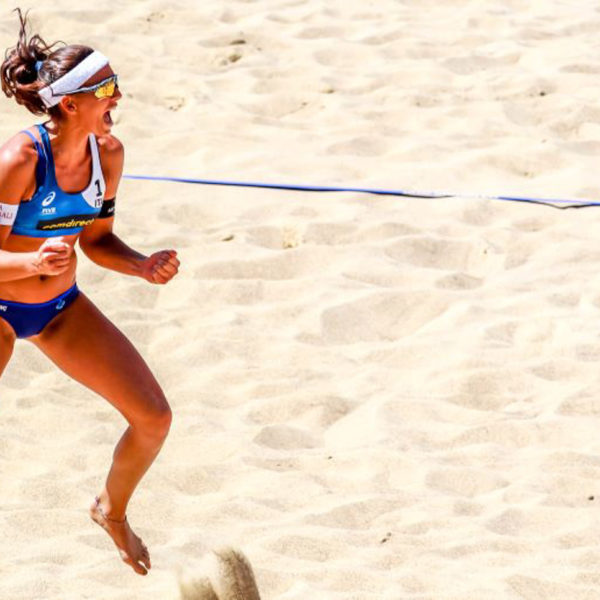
[97,134,124,183]
[97,134,124,158]
[0,130,38,174]
[0,130,38,202]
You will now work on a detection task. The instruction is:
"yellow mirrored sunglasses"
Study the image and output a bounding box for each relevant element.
[63,74,119,100]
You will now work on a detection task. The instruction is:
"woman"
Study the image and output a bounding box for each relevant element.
[0,10,180,575]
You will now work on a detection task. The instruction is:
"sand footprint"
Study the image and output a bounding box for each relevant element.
[320,291,450,344]
[163,96,186,111]
[435,272,482,290]
[442,52,520,75]
[384,236,472,271]
[179,547,261,600]
[246,225,304,249]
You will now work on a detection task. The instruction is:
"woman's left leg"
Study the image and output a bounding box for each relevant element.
[0,317,16,376]
[29,291,172,575]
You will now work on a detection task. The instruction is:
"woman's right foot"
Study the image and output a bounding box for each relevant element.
[90,496,151,576]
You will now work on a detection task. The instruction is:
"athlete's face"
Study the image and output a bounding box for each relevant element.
[62,64,122,136]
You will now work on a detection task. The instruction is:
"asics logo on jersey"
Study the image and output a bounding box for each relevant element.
[0,305,6,312]
[56,299,66,310]
[42,192,56,207]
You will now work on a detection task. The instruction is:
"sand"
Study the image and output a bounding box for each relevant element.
[2,1,600,598]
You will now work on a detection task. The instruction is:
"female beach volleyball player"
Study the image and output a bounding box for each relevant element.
[0,10,180,575]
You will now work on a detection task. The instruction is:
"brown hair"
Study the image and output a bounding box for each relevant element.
[0,8,94,118]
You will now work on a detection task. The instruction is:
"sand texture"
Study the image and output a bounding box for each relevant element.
[2,1,600,598]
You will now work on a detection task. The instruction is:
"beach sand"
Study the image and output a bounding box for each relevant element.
[2,1,600,598]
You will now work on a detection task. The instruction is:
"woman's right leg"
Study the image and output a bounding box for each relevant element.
[0,318,16,376]
[29,293,171,575]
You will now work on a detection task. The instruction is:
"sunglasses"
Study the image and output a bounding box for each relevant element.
[64,74,119,100]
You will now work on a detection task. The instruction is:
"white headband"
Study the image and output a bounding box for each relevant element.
[38,50,109,108]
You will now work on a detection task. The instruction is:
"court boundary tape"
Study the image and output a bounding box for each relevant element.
[122,174,600,210]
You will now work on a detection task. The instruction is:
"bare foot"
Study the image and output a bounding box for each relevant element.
[90,496,151,576]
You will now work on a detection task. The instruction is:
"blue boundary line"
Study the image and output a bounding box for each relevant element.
[122,174,600,210]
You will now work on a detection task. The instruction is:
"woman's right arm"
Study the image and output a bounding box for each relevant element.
[0,136,70,282]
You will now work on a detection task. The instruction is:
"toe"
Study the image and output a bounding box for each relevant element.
[120,550,148,576]
[141,548,151,570]
[129,558,148,576]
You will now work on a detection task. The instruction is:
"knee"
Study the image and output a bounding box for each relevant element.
[0,320,15,349]
[137,395,172,439]
[152,400,172,438]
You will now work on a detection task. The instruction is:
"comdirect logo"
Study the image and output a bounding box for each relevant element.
[37,215,96,230]
[41,191,56,207]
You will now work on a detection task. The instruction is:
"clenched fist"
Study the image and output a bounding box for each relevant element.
[34,236,73,276]
[140,249,180,285]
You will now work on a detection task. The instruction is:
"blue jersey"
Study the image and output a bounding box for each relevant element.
[12,124,106,238]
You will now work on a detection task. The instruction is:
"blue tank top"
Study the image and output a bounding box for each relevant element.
[11,124,106,238]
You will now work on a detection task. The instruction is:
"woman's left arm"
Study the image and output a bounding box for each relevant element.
[79,136,180,284]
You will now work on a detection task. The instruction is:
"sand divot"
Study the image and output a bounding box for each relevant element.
[178,547,262,600]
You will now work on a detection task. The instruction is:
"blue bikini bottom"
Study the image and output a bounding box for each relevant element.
[0,284,79,339]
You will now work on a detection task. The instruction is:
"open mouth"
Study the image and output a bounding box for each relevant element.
[103,111,113,125]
